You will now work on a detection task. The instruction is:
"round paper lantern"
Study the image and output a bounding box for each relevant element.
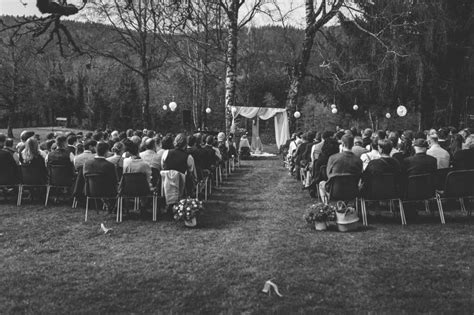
[331,108,338,114]
[330,104,337,109]
[397,105,407,117]
[205,107,212,114]
[353,104,359,111]
[162,105,168,111]
[293,111,301,119]
[231,106,237,114]
[385,113,391,119]
[169,101,177,111]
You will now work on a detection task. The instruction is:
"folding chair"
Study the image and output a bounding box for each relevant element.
[0,165,20,204]
[117,173,157,222]
[18,165,48,206]
[434,167,453,191]
[436,170,474,218]
[360,173,406,226]
[72,167,84,209]
[402,173,444,223]
[45,165,74,206]
[325,174,361,219]
[84,173,118,222]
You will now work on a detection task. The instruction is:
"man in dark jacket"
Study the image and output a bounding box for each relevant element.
[83,142,118,196]
[0,133,20,185]
[452,135,474,170]
[402,139,437,177]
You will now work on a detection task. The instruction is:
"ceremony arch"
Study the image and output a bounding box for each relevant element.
[231,107,290,150]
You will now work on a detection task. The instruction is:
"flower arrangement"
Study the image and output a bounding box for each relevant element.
[173,198,203,223]
[304,203,336,223]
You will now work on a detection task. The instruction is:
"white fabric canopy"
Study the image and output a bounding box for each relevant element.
[232,106,290,149]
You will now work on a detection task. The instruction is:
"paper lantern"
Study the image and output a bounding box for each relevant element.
[169,101,177,111]
[385,113,391,119]
[330,104,337,109]
[293,111,301,119]
[205,107,212,114]
[331,108,338,114]
[397,105,407,117]
[353,104,359,111]
[162,105,168,110]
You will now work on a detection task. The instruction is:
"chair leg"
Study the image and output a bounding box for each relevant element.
[85,197,89,222]
[152,195,157,222]
[459,198,467,214]
[45,186,51,206]
[205,178,208,201]
[360,198,367,226]
[72,197,76,209]
[436,194,445,224]
[424,200,430,213]
[17,185,23,206]
[398,199,407,225]
[196,182,200,200]
[389,200,394,214]
[116,197,121,222]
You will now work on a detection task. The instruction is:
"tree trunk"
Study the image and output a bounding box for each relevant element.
[7,113,14,138]
[224,1,239,134]
[142,73,151,129]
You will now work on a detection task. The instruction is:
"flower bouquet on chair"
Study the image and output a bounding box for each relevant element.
[304,203,336,231]
[173,198,203,227]
[335,201,360,232]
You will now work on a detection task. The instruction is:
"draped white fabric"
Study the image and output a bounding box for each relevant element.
[232,106,290,148]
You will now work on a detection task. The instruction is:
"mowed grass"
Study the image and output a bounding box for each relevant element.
[1,154,474,313]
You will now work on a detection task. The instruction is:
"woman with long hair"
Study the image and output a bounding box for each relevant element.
[19,137,47,181]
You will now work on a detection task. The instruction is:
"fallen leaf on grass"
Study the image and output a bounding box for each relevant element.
[262,280,283,297]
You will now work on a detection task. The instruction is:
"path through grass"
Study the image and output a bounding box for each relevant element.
[1,157,473,313]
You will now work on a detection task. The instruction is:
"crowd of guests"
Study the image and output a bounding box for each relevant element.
[0,128,239,208]
[283,126,474,209]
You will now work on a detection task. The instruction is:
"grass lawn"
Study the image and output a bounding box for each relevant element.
[1,152,473,313]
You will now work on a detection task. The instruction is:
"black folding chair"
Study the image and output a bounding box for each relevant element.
[436,170,474,218]
[0,165,20,204]
[402,173,444,223]
[360,173,406,226]
[18,165,47,206]
[326,174,361,217]
[72,167,84,209]
[45,165,74,206]
[434,167,452,191]
[84,173,118,222]
[117,173,157,222]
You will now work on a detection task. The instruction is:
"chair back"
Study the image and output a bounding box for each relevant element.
[116,166,123,182]
[363,173,399,200]
[72,167,85,197]
[119,173,150,197]
[328,174,360,201]
[0,165,19,185]
[444,170,474,198]
[320,165,327,181]
[85,173,117,198]
[47,165,74,187]
[20,165,46,185]
[405,174,434,200]
[435,168,452,190]
[151,167,161,189]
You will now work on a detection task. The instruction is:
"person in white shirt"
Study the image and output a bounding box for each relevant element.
[360,138,381,170]
[427,135,450,169]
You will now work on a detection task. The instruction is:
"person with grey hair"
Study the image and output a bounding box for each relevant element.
[162,133,197,182]
[140,138,161,170]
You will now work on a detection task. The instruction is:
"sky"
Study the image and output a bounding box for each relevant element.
[0,0,307,27]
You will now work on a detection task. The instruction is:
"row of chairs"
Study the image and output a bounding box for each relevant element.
[321,170,474,226]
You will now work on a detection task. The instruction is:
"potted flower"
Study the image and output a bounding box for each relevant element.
[173,198,203,227]
[305,203,332,231]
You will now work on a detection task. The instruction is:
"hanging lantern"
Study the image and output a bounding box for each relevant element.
[162,104,168,111]
[294,111,301,119]
[397,105,407,117]
[331,108,338,114]
[330,104,337,109]
[385,113,391,119]
[205,107,212,114]
[169,101,177,111]
[353,104,359,111]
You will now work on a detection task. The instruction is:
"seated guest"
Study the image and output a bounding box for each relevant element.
[16,130,35,152]
[351,136,368,158]
[66,134,77,156]
[45,136,74,170]
[106,142,125,168]
[227,134,238,158]
[452,135,474,170]
[310,137,339,190]
[74,139,97,170]
[361,138,381,170]
[139,138,161,171]
[437,128,450,151]
[162,133,197,181]
[123,142,152,185]
[362,128,373,149]
[449,134,463,159]
[311,131,333,162]
[238,134,251,160]
[360,139,401,195]
[427,135,450,169]
[202,135,219,171]
[217,132,229,163]
[186,135,204,180]
[83,142,118,194]
[3,138,19,165]
[319,135,363,201]
[0,133,20,184]
[402,139,437,177]
[19,138,48,180]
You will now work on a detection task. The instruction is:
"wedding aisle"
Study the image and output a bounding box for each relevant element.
[1,156,472,313]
